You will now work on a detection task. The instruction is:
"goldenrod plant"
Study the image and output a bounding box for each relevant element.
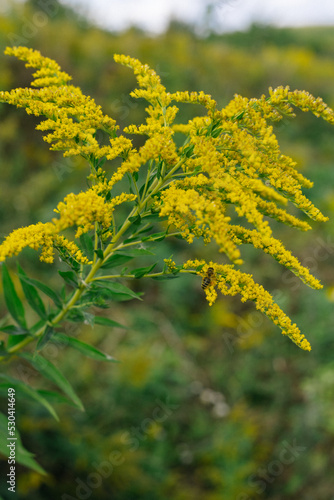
[0,46,332,455]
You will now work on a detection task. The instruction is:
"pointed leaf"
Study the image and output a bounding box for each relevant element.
[117,248,155,257]
[0,412,46,475]
[18,264,47,319]
[30,318,49,335]
[58,270,78,288]
[142,231,166,242]
[94,248,104,259]
[53,333,118,362]
[142,212,167,222]
[0,325,30,335]
[18,353,84,411]
[94,280,143,300]
[36,325,55,351]
[18,275,62,308]
[101,253,134,269]
[79,233,94,261]
[36,389,78,407]
[2,264,27,328]
[6,333,30,349]
[0,374,59,421]
[128,214,141,225]
[132,263,157,279]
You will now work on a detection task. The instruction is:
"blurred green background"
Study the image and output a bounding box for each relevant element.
[0,1,334,499]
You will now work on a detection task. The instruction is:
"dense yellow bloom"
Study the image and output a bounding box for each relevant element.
[0,47,117,159]
[0,222,56,263]
[114,54,171,108]
[184,260,311,351]
[0,189,136,263]
[0,222,89,265]
[54,190,136,237]
[0,47,331,351]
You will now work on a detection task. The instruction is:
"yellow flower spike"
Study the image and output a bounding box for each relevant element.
[0,48,117,160]
[1,47,331,352]
[183,260,311,351]
[114,53,171,108]
[53,190,136,237]
[54,236,92,265]
[4,46,72,87]
[0,188,136,264]
[0,222,57,263]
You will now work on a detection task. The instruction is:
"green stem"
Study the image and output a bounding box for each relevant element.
[2,155,188,360]
[91,268,192,281]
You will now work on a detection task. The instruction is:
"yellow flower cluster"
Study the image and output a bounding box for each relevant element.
[0,189,136,263]
[0,222,55,263]
[229,226,322,289]
[0,221,90,265]
[184,260,311,351]
[4,46,72,87]
[114,54,171,108]
[54,191,105,237]
[158,81,329,287]
[163,258,177,272]
[0,48,331,351]
[0,47,117,159]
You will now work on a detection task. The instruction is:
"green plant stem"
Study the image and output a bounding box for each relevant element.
[91,269,192,281]
[3,155,189,359]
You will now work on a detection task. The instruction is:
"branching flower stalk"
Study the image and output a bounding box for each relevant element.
[0,45,333,378]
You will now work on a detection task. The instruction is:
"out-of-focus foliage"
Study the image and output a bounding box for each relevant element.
[0,1,334,499]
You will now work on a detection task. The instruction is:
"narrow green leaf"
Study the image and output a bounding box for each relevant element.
[137,225,155,234]
[6,334,30,349]
[0,412,47,475]
[0,325,30,335]
[101,254,134,269]
[100,290,136,302]
[117,248,155,257]
[94,316,127,329]
[142,231,166,242]
[15,449,46,475]
[0,374,59,421]
[53,333,118,362]
[172,265,184,274]
[36,325,55,351]
[157,160,163,179]
[18,353,84,411]
[94,248,104,259]
[67,310,95,325]
[17,264,47,319]
[211,127,222,138]
[30,318,49,335]
[18,275,62,308]
[141,212,167,222]
[128,214,141,225]
[67,309,86,323]
[36,389,78,407]
[132,263,157,279]
[94,280,143,300]
[183,143,194,157]
[58,270,78,287]
[79,233,94,261]
[2,264,27,328]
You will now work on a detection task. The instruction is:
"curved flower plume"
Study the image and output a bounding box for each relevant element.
[0,47,332,351]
